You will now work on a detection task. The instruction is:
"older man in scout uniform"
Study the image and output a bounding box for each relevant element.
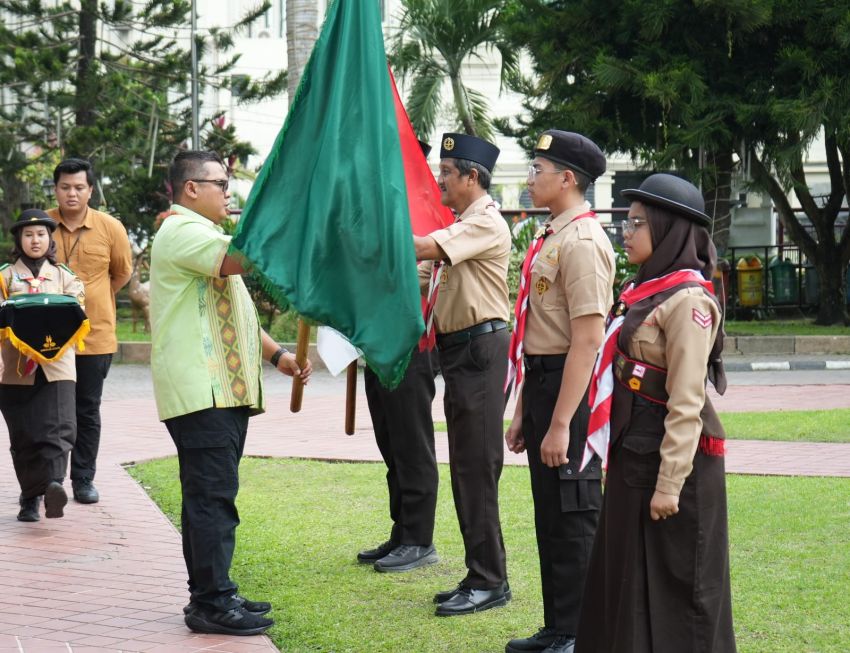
[413,133,512,617]
[504,131,615,653]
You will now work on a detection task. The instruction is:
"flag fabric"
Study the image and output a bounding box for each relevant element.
[230,0,450,387]
[581,269,714,471]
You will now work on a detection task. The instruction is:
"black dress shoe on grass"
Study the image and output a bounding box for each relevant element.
[72,479,99,504]
[17,496,40,522]
[44,481,68,519]
[184,594,272,616]
[374,544,438,572]
[435,585,509,616]
[185,605,274,636]
[541,635,575,653]
[357,539,395,563]
[435,580,512,604]
[506,627,559,652]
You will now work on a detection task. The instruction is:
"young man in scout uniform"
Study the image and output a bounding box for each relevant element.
[504,131,615,653]
[413,133,512,616]
[47,158,133,504]
[150,150,312,636]
[359,140,441,574]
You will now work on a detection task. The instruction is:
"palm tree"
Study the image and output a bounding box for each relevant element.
[286,0,318,106]
[388,0,518,140]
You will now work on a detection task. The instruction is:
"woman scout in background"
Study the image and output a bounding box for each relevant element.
[0,209,87,522]
[576,174,736,652]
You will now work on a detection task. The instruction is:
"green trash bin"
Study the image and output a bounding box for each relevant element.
[768,257,798,305]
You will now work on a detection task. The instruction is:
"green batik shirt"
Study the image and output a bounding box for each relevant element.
[149,204,264,421]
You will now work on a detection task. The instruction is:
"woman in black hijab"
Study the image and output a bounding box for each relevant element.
[576,174,736,652]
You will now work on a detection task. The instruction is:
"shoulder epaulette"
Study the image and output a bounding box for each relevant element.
[58,263,77,276]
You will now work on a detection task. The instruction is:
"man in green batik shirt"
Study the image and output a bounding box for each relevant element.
[150,150,312,637]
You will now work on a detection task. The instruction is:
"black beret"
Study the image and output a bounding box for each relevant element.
[621,173,710,226]
[440,133,500,172]
[11,209,57,234]
[533,130,606,181]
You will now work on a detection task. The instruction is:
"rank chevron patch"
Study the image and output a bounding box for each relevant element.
[692,308,713,328]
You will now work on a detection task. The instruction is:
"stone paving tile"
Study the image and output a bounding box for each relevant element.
[0,369,847,651]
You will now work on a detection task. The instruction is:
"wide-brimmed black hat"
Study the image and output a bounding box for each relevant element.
[440,133,500,172]
[621,173,710,226]
[11,209,58,234]
[533,130,606,181]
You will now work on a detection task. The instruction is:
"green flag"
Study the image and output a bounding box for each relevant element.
[231,0,425,387]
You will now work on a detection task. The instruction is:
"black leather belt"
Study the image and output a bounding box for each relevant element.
[525,353,567,372]
[437,319,507,349]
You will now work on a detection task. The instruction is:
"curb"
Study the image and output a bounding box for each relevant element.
[724,359,850,372]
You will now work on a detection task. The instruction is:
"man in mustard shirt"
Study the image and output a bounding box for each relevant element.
[150,150,312,636]
[48,158,133,504]
[414,133,512,617]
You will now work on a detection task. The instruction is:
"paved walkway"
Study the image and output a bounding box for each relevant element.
[1,366,849,652]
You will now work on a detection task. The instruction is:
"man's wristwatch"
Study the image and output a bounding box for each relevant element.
[270,346,289,368]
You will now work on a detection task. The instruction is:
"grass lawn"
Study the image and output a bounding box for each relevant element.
[436,408,850,443]
[129,458,850,653]
[725,319,850,336]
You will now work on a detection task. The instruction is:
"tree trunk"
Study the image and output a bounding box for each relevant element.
[286,0,318,107]
[450,73,476,136]
[75,0,97,130]
[702,149,735,256]
[814,244,849,325]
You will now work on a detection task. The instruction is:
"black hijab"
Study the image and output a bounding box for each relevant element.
[619,202,727,394]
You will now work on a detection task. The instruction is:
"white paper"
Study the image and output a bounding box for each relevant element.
[316,326,361,376]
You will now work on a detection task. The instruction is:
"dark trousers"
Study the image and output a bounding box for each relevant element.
[165,406,249,612]
[364,347,439,545]
[523,355,601,635]
[70,353,112,481]
[439,328,509,589]
[0,368,76,499]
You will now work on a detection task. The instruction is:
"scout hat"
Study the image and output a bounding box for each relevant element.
[11,208,58,234]
[621,173,710,226]
[533,130,606,181]
[440,133,500,172]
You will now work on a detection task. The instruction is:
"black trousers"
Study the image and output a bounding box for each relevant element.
[522,355,601,635]
[439,328,509,589]
[71,353,112,482]
[165,406,249,612]
[364,347,439,545]
[0,368,76,499]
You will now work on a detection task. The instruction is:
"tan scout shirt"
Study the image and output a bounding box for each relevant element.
[626,287,721,496]
[0,259,86,384]
[417,194,511,334]
[47,206,133,355]
[525,203,615,354]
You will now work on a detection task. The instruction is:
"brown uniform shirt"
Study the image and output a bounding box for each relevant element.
[47,207,133,355]
[0,259,86,384]
[525,203,615,355]
[626,286,721,495]
[418,194,511,334]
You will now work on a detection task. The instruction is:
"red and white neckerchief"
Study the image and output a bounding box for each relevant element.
[505,211,596,394]
[22,274,47,376]
[580,269,714,471]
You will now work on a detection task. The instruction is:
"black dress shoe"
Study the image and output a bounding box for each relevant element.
[72,479,99,504]
[506,627,560,652]
[357,539,395,563]
[17,495,40,522]
[373,544,438,572]
[184,594,272,616]
[541,635,575,653]
[435,585,509,616]
[185,605,274,636]
[44,481,68,519]
[435,580,512,604]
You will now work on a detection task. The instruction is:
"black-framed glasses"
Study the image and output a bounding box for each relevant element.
[622,218,648,236]
[190,178,229,192]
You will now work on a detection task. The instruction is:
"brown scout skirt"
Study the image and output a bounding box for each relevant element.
[575,388,736,653]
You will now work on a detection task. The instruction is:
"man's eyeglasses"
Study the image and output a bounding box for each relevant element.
[190,178,229,192]
[622,218,648,236]
[527,165,564,181]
